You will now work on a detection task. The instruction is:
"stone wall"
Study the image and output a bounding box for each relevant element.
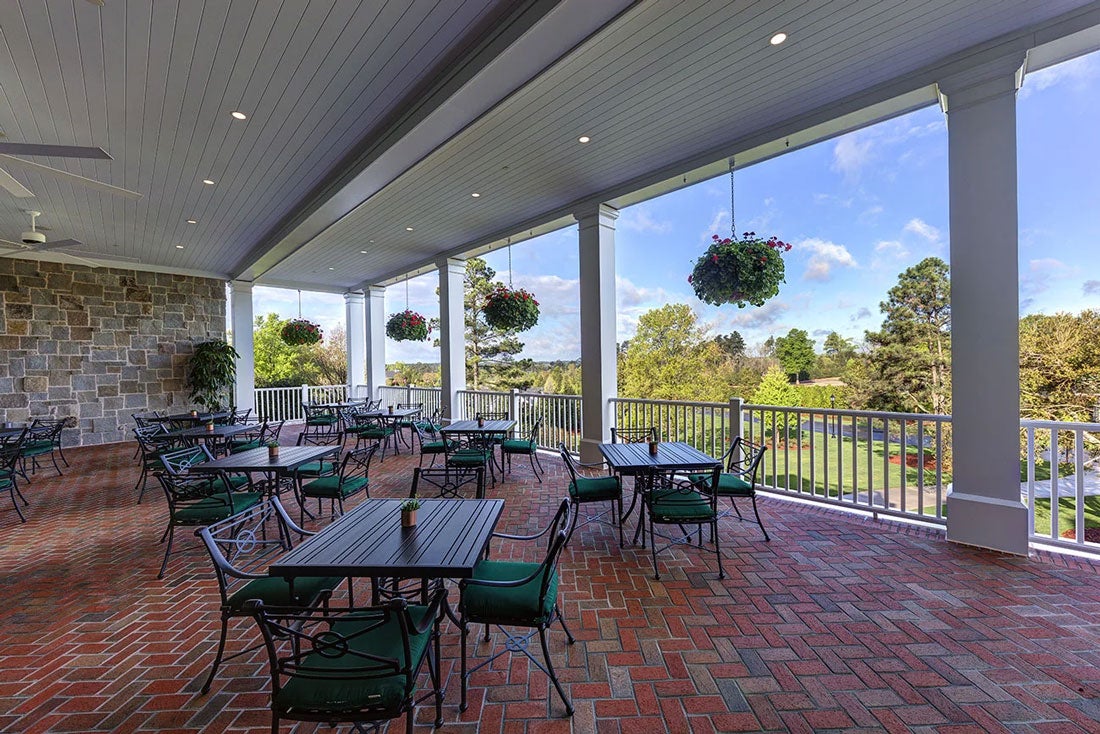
[0,259,226,446]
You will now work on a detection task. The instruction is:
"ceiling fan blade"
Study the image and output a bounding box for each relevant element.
[38,238,83,251]
[0,155,142,200]
[85,0,105,6]
[0,167,35,197]
[0,238,28,251]
[0,143,111,159]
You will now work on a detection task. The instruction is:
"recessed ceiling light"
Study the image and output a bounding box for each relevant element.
[360,250,367,254]
[230,111,247,120]
[186,218,197,224]
[770,32,787,45]
[175,244,184,249]
[405,226,414,231]
[202,179,215,185]
[471,192,481,198]
[328,267,335,270]
[577,135,591,144]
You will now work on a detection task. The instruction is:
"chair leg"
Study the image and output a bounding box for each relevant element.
[713,518,725,579]
[9,485,26,523]
[538,627,573,716]
[749,493,770,541]
[432,620,443,727]
[201,616,230,694]
[459,620,469,712]
[58,446,69,467]
[532,451,544,481]
[649,514,660,580]
[617,496,624,548]
[158,526,175,579]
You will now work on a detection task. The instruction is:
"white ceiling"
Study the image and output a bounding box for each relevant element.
[2,0,1099,288]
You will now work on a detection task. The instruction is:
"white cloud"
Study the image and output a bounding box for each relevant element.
[1020,257,1074,300]
[702,208,730,241]
[832,131,874,179]
[724,299,791,329]
[619,205,672,235]
[851,307,872,322]
[798,238,858,282]
[512,273,579,316]
[1020,54,1100,99]
[614,276,679,338]
[903,218,941,244]
[1084,280,1100,296]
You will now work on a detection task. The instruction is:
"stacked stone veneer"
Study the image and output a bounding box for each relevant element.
[0,259,226,446]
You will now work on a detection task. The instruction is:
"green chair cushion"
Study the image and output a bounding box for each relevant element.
[349,426,393,438]
[296,460,337,477]
[448,450,490,467]
[229,439,263,453]
[306,415,339,426]
[226,575,341,613]
[568,475,621,502]
[273,606,432,715]
[647,490,715,522]
[212,474,251,493]
[687,472,754,497]
[420,440,448,454]
[172,492,263,523]
[462,560,557,625]
[501,439,536,454]
[21,440,55,457]
[302,475,368,499]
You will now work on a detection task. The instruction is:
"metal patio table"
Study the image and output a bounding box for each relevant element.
[188,444,340,496]
[599,441,721,544]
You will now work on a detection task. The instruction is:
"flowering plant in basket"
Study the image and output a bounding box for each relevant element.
[386,310,430,342]
[689,232,792,308]
[280,319,323,346]
[482,284,540,331]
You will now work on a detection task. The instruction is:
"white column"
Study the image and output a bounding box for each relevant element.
[229,280,255,413]
[344,291,366,396]
[576,204,618,462]
[365,286,386,402]
[438,257,467,421]
[941,55,1028,555]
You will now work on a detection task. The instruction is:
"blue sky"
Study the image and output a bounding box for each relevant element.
[254,50,1100,363]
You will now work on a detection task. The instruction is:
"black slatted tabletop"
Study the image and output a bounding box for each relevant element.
[165,424,254,440]
[599,441,720,472]
[188,445,339,474]
[153,411,230,425]
[441,419,516,435]
[269,498,504,579]
[358,408,421,419]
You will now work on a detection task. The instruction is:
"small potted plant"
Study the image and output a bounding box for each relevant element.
[648,438,659,455]
[205,421,215,433]
[476,413,485,428]
[190,409,199,418]
[267,440,279,459]
[388,405,394,414]
[400,498,421,527]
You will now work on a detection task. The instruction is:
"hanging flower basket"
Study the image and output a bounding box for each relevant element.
[280,319,323,346]
[482,284,540,331]
[386,310,430,342]
[689,232,792,308]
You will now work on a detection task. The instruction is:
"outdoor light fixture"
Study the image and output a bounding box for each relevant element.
[186,218,197,224]
[770,32,787,45]
[230,111,247,120]
[471,192,481,197]
[202,179,214,185]
[578,135,591,143]
[175,244,184,249]
[405,226,414,231]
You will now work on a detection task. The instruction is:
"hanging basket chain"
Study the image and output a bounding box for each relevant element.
[729,156,736,237]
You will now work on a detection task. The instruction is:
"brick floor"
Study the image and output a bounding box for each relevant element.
[2,434,1100,733]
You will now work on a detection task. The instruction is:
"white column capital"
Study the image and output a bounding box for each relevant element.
[230,279,253,295]
[435,256,467,276]
[344,290,365,305]
[937,51,1027,112]
[574,203,620,228]
[367,285,386,299]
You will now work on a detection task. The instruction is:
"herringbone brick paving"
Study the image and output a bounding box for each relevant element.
[2,433,1099,733]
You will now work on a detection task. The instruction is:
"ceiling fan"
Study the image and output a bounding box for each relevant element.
[0,140,142,201]
[0,210,138,269]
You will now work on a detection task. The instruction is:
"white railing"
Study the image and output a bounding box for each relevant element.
[1022,419,1100,552]
[307,384,348,404]
[255,386,305,423]
[743,404,951,525]
[457,389,511,420]
[611,397,737,457]
[376,385,443,418]
[517,393,583,454]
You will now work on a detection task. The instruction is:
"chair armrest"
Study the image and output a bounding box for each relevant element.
[403,587,448,634]
[459,563,544,590]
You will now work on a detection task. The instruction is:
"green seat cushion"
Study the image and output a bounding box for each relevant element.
[462,560,557,625]
[647,490,715,522]
[172,491,263,523]
[420,440,448,454]
[229,439,263,453]
[21,440,55,456]
[415,422,441,432]
[295,460,336,477]
[349,426,392,438]
[212,474,251,492]
[273,606,432,715]
[501,439,536,454]
[448,450,490,467]
[226,575,341,613]
[687,472,754,497]
[568,474,621,502]
[302,475,368,499]
[306,415,339,425]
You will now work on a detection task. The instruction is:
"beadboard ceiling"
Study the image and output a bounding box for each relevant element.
[1,0,1098,288]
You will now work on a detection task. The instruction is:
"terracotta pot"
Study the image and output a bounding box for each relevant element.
[268,445,279,458]
[401,509,417,528]
[206,423,215,432]
[648,441,659,455]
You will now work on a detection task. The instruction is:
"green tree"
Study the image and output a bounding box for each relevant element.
[775,328,816,381]
[818,331,857,377]
[752,366,801,440]
[433,257,526,390]
[859,257,951,414]
[254,313,313,387]
[1020,311,1100,422]
[714,331,746,360]
[619,304,730,401]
